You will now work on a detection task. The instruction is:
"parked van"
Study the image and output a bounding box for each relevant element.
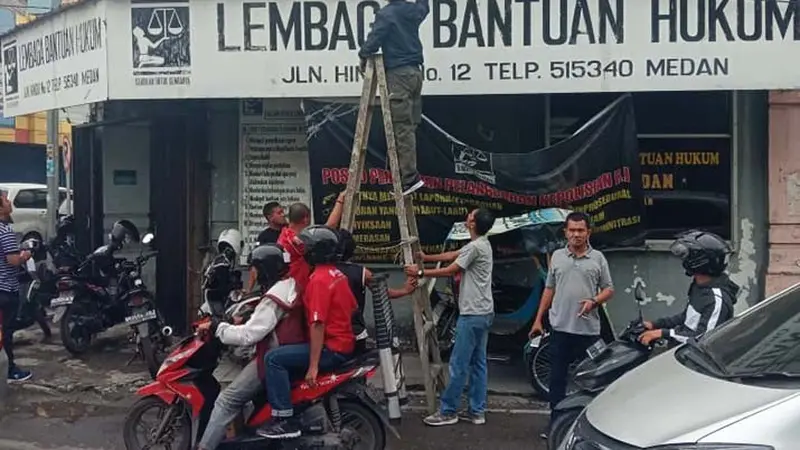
[560,282,800,450]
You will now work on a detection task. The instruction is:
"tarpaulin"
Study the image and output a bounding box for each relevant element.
[306,95,645,263]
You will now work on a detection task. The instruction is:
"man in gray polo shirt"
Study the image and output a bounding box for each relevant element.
[405,208,495,427]
[530,211,613,436]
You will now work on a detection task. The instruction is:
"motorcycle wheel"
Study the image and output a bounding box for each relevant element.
[123,396,191,450]
[340,400,386,450]
[548,409,582,450]
[529,337,580,402]
[59,304,93,355]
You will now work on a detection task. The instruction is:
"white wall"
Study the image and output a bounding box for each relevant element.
[101,122,150,232]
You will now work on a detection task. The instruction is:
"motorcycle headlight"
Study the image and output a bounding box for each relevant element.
[646,445,774,450]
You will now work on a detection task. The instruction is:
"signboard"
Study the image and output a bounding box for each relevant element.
[306,95,645,263]
[102,0,800,99]
[1,1,109,117]
[238,98,313,263]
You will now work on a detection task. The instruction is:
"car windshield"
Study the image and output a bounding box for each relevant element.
[691,283,800,377]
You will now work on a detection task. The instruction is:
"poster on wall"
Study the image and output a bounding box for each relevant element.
[104,0,800,99]
[306,95,646,263]
[1,1,108,117]
[239,98,313,263]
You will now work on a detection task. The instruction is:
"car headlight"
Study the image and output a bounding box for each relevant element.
[647,445,774,450]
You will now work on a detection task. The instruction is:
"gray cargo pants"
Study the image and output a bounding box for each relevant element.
[198,359,261,449]
[387,65,423,185]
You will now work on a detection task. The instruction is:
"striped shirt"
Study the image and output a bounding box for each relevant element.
[0,220,20,293]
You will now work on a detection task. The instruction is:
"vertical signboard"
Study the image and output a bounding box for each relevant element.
[238,98,312,263]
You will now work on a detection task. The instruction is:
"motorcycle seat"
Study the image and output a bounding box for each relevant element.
[325,348,380,375]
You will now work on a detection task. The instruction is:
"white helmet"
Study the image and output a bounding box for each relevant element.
[217,229,244,261]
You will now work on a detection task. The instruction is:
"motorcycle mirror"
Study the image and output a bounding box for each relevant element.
[142,233,155,245]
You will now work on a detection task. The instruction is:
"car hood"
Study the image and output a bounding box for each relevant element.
[585,348,798,447]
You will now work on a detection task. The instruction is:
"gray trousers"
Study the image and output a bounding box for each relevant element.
[198,359,261,450]
[386,65,423,185]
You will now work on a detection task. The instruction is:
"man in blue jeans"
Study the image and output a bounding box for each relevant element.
[405,208,495,426]
[256,225,357,440]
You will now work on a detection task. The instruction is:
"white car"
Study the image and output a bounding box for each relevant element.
[0,183,72,242]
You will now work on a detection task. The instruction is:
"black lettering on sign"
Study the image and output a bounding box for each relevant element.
[651,0,800,43]
[436,0,623,48]
[216,1,380,52]
[646,57,729,77]
[19,17,103,72]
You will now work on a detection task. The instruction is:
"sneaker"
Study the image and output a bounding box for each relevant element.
[423,412,458,427]
[458,411,486,425]
[8,367,32,383]
[255,418,301,440]
[402,177,425,196]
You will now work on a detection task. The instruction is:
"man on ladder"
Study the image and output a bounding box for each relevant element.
[359,0,430,196]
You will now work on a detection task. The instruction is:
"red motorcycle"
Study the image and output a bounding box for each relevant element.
[122,318,397,450]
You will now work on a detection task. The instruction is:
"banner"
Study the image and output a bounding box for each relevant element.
[101,0,800,100]
[306,95,645,263]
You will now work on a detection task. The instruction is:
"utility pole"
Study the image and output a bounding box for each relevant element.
[45,0,61,238]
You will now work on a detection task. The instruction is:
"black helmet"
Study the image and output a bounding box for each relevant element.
[109,219,140,246]
[336,229,356,262]
[248,244,289,288]
[299,225,340,265]
[56,215,75,236]
[670,230,732,276]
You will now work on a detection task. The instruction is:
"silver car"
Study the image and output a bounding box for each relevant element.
[560,282,800,450]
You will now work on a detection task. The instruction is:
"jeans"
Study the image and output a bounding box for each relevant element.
[198,359,262,450]
[387,65,423,185]
[0,291,18,372]
[264,343,350,418]
[548,330,599,422]
[439,314,493,416]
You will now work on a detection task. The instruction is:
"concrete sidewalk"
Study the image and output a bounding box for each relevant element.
[4,325,546,414]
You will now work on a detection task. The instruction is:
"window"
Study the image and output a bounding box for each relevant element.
[549,91,733,240]
[13,189,48,209]
[686,284,800,378]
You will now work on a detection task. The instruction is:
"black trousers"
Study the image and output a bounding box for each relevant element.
[0,290,19,371]
[548,330,599,421]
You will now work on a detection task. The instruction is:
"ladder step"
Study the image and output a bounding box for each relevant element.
[423,322,435,335]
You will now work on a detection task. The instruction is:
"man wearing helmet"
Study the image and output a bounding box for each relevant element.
[638,230,740,347]
[194,243,302,450]
[257,225,358,440]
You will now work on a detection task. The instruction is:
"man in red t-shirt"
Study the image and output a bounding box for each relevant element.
[276,194,345,295]
[257,225,357,440]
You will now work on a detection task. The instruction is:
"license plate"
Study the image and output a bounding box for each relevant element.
[586,339,606,360]
[125,309,157,325]
[52,306,67,323]
[51,292,75,307]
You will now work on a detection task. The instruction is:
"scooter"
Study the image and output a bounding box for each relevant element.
[547,283,663,450]
[123,319,396,450]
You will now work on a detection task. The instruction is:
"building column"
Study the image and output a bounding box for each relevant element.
[767,91,800,296]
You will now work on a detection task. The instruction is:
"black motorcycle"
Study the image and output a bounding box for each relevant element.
[51,221,169,378]
[19,232,84,331]
[548,284,662,450]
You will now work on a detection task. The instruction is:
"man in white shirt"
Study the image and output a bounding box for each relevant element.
[195,244,302,450]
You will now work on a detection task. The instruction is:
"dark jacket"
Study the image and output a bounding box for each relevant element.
[358,0,429,70]
[653,274,740,344]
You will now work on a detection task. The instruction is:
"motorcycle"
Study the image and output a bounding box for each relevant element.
[197,246,265,367]
[123,318,396,450]
[547,283,663,450]
[12,238,55,335]
[430,208,571,361]
[51,221,169,378]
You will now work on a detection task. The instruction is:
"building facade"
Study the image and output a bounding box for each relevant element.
[0,0,788,333]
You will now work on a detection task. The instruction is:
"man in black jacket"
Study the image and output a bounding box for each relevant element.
[639,231,740,346]
[359,0,430,196]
